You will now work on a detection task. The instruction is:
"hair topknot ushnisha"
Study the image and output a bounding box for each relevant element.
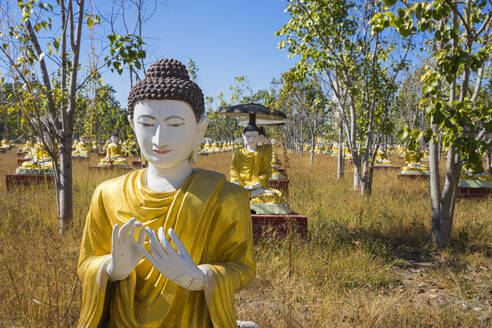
[128,59,204,121]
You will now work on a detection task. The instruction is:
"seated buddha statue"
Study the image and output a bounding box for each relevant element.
[22,140,35,159]
[270,151,284,180]
[331,144,339,157]
[1,138,10,150]
[16,138,54,174]
[401,150,429,174]
[98,135,128,167]
[72,139,89,158]
[314,144,321,154]
[78,59,255,328]
[199,140,211,154]
[230,122,289,215]
[375,150,393,166]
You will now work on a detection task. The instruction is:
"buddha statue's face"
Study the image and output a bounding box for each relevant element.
[243,131,260,149]
[132,99,208,169]
[111,136,118,144]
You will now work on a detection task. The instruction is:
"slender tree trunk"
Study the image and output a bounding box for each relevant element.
[487,146,492,173]
[310,129,315,165]
[438,148,462,248]
[58,137,73,235]
[429,127,441,245]
[337,121,344,179]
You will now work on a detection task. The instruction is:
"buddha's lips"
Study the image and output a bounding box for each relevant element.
[152,149,172,154]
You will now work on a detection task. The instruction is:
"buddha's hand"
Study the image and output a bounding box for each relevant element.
[138,227,207,291]
[106,217,146,281]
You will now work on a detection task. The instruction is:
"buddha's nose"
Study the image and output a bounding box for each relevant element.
[152,123,168,147]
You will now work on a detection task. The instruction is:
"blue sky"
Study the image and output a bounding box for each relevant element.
[96,0,295,107]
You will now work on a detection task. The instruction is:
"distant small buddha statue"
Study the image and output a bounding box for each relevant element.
[331,143,339,156]
[270,151,284,180]
[0,138,10,150]
[78,59,255,328]
[98,135,128,167]
[375,150,393,166]
[401,150,429,174]
[230,122,289,215]
[72,138,89,158]
[16,137,54,174]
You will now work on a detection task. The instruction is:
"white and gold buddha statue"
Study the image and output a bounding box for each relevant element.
[401,150,429,174]
[72,138,89,158]
[16,137,54,174]
[270,151,285,180]
[375,150,393,166]
[78,59,255,328]
[0,138,10,151]
[230,122,289,215]
[98,135,128,167]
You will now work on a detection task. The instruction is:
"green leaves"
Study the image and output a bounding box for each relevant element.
[104,34,146,75]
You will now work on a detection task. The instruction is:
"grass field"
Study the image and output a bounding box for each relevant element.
[0,147,490,327]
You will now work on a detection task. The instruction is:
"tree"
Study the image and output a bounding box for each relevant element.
[277,0,410,194]
[372,0,492,248]
[0,0,145,235]
[279,69,329,165]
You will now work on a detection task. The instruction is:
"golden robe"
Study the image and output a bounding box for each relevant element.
[78,169,255,328]
[230,146,284,204]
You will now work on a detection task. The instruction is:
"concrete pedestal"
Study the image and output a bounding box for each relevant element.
[6,174,54,191]
[252,213,308,239]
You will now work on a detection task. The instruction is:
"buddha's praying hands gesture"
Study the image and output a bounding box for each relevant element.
[137,227,209,291]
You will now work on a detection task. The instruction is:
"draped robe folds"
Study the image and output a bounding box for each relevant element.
[230,146,284,204]
[77,169,255,328]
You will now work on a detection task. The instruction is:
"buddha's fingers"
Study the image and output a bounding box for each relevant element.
[135,243,159,268]
[112,224,120,250]
[119,218,135,240]
[137,227,146,248]
[146,228,168,258]
[158,227,178,259]
[168,228,192,260]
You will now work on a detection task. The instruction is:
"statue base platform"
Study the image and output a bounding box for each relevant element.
[268,179,289,195]
[373,165,400,170]
[90,166,132,172]
[237,321,259,328]
[397,173,429,180]
[457,180,491,198]
[6,174,54,191]
[252,213,308,239]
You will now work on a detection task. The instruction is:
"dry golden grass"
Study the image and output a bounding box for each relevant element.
[0,147,490,327]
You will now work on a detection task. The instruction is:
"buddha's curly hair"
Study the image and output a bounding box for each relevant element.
[128,59,204,121]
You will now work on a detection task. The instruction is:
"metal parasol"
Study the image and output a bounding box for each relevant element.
[217,103,287,125]
[238,118,286,127]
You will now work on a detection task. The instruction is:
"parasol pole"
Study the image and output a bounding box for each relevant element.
[249,113,256,125]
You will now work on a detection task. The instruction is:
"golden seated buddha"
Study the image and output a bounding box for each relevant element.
[16,140,54,174]
[78,59,255,327]
[230,123,288,215]
[1,139,10,150]
[72,140,89,158]
[270,152,284,180]
[375,150,393,166]
[401,150,429,174]
[98,136,128,167]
